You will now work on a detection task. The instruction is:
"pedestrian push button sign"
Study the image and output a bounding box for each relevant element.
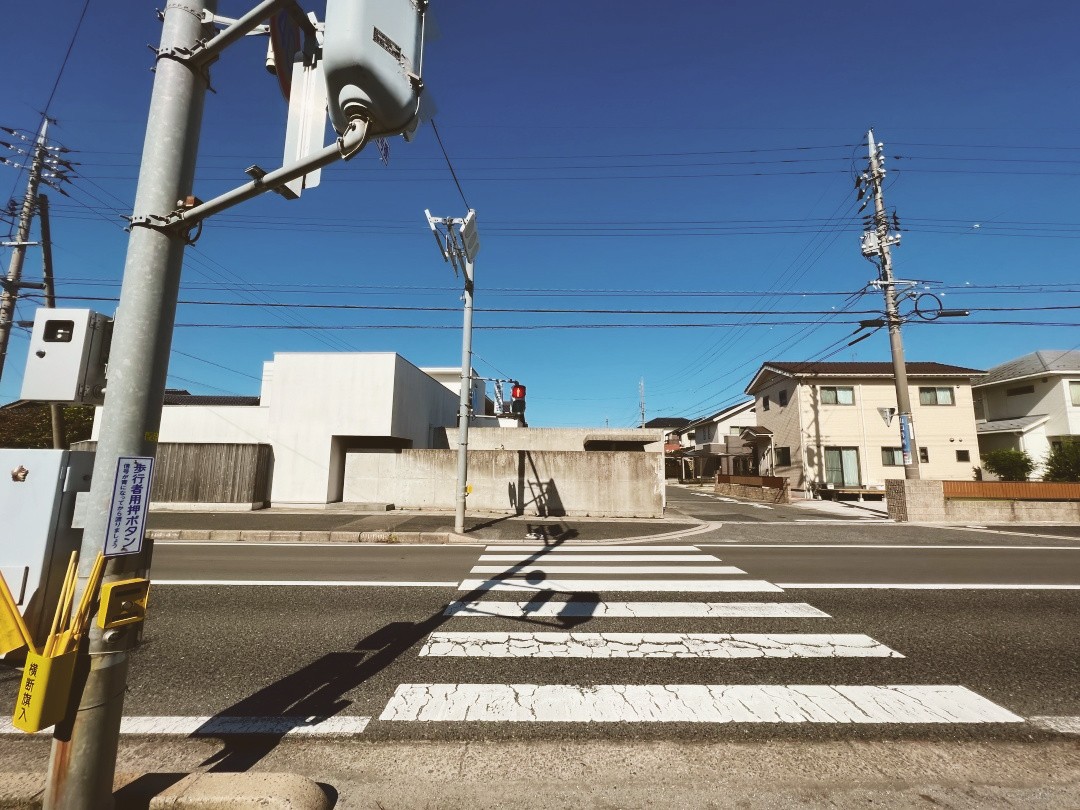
[106,456,154,557]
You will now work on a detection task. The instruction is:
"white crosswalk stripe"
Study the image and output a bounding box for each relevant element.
[376,543,1024,727]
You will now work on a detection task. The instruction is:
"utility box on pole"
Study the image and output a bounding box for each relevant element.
[20,308,110,405]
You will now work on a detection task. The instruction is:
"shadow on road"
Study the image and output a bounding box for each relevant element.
[196,536,597,773]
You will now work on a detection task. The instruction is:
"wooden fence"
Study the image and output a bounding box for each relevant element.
[72,442,272,505]
[943,480,1080,501]
[717,474,789,488]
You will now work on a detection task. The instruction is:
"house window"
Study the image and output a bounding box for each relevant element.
[919,387,954,406]
[824,447,861,487]
[956,449,970,462]
[1070,381,1080,406]
[1007,384,1036,397]
[820,386,854,405]
[881,447,904,466]
[775,446,792,466]
[919,447,930,463]
[762,396,770,411]
[778,389,789,407]
[729,426,743,436]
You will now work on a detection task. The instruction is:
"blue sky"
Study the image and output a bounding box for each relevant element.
[3,1,1079,427]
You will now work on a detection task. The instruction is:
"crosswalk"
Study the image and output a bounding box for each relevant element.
[379,543,1024,727]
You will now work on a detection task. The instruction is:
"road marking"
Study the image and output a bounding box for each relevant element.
[419,632,901,659]
[1030,716,1080,734]
[478,554,720,562]
[700,544,1080,550]
[0,716,371,736]
[457,579,784,593]
[156,541,469,548]
[470,565,746,575]
[379,684,1021,724]
[487,545,701,552]
[154,580,458,587]
[443,601,831,618]
[776,583,1080,590]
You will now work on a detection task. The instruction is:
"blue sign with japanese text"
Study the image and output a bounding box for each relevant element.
[105,456,154,557]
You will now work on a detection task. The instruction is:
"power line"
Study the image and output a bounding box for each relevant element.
[429,118,470,209]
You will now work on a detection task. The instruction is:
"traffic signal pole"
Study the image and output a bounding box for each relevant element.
[454,255,475,535]
[43,2,213,806]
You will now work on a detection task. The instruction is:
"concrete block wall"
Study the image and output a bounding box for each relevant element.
[715,480,791,504]
[887,478,1080,522]
[344,448,664,518]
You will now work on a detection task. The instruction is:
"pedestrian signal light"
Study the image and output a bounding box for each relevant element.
[511,384,526,415]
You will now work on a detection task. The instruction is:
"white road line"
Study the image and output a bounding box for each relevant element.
[379,684,1022,724]
[443,601,831,618]
[1030,716,1080,734]
[419,632,901,659]
[458,579,783,593]
[469,565,746,575]
[0,716,371,736]
[154,580,458,587]
[776,583,1080,590]
[487,545,701,552]
[478,554,720,562]
[699,544,1080,550]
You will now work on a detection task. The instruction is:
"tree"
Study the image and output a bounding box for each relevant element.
[981,448,1036,482]
[1043,442,1080,482]
[0,402,95,448]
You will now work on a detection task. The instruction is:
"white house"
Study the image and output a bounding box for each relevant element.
[974,349,1080,476]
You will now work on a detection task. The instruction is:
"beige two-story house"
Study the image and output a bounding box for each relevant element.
[743,361,985,497]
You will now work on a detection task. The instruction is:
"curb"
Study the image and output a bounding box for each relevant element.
[0,772,330,810]
[147,529,453,544]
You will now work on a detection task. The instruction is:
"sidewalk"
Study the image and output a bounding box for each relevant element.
[145,508,702,544]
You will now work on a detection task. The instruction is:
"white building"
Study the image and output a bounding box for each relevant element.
[974,350,1080,476]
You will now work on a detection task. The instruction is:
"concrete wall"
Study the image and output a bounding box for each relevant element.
[887,478,1080,523]
[344,448,664,517]
[447,427,664,453]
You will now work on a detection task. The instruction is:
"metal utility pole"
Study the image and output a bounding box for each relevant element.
[43,3,213,806]
[425,210,480,535]
[0,120,48,383]
[639,378,646,428]
[38,194,67,449]
[864,129,920,480]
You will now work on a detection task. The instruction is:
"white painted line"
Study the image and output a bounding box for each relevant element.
[380,684,1022,724]
[443,601,831,619]
[0,716,371,736]
[470,565,746,575]
[487,545,700,552]
[700,544,1080,550]
[776,583,1080,590]
[419,632,901,659]
[478,554,720,562]
[1030,716,1080,734]
[154,580,458,587]
[458,579,784,593]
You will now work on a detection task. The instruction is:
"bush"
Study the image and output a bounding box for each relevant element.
[981,448,1035,482]
[1043,442,1080,482]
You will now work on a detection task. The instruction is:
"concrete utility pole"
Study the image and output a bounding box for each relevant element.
[0,120,48,383]
[38,194,67,449]
[865,129,920,480]
[639,378,646,428]
[43,2,213,806]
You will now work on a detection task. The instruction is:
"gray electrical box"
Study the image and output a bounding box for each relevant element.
[322,0,426,136]
[20,308,111,404]
[0,449,94,646]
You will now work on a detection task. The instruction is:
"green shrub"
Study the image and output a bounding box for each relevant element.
[981,448,1035,482]
[1043,442,1080,482]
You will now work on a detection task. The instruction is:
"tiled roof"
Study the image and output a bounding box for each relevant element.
[644,417,692,429]
[974,350,1080,387]
[763,361,985,377]
[163,392,260,406]
[976,415,1050,434]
